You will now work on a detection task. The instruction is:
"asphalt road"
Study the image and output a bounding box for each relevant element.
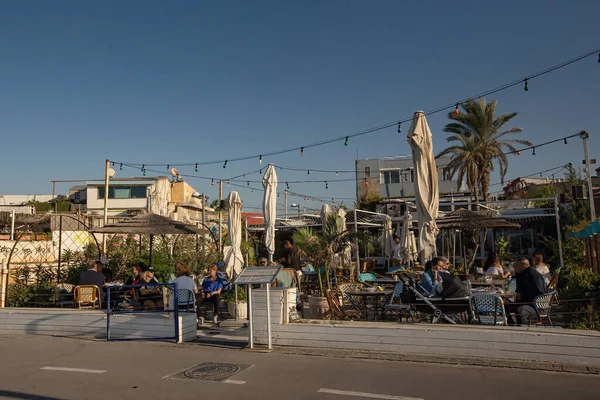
[0,336,598,400]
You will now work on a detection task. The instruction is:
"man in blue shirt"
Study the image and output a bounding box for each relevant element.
[197,264,224,324]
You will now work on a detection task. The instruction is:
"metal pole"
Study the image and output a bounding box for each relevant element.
[51,181,57,213]
[354,209,360,280]
[57,215,63,283]
[10,210,15,241]
[201,193,206,256]
[554,196,565,268]
[219,181,223,256]
[234,283,238,321]
[244,217,249,267]
[266,284,272,350]
[248,285,253,348]
[284,190,288,220]
[102,159,110,255]
[580,131,596,221]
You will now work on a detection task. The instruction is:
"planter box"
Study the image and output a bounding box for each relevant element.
[227,301,248,319]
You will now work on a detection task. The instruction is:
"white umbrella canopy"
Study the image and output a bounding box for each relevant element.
[262,164,278,262]
[399,210,417,265]
[383,215,395,259]
[407,111,439,262]
[337,208,352,265]
[320,204,331,225]
[223,191,244,277]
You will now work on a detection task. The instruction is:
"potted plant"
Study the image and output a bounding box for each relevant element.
[223,286,247,319]
[292,213,350,319]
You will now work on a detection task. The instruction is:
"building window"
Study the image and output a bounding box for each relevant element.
[98,186,148,199]
[382,170,400,184]
[74,191,80,200]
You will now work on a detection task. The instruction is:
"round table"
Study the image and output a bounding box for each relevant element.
[469,280,506,287]
[365,279,400,286]
[346,290,393,320]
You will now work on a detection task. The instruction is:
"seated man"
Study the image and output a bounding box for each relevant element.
[197,264,224,325]
[505,256,546,325]
[78,260,106,299]
[431,257,469,299]
[216,261,233,293]
[138,266,163,310]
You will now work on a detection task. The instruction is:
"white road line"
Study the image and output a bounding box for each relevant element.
[223,379,246,385]
[41,367,106,374]
[317,388,423,400]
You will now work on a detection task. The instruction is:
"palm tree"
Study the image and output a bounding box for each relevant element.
[437,98,532,202]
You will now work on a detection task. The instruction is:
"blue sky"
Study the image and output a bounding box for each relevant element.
[1,1,599,211]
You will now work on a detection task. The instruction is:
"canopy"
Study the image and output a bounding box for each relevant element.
[399,210,418,265]
[383,215,395,259]
[223,191,244,277]
[436,209,521,230]
[407,111,439,262]
[262,164,278,262]
[572,220,600,238]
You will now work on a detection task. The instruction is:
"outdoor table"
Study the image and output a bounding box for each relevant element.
[346,290,393,320]
[386,270,423,277]
[469,280,506,287]
[365,279,399,286]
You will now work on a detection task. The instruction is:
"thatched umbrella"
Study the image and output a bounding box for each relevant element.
[436,209,520,273]
[91,213,209,264]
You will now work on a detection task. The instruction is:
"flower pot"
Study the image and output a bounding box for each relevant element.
[308,295,330,319]
[227,301,247,319]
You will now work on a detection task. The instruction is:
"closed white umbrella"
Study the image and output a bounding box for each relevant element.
[262,164,278,262]
[320,204,331,226]
[223,191,244,277]
[337,208,352,265]
[407,111,439,262]
[383,215,395,259]
[399,210,417,266]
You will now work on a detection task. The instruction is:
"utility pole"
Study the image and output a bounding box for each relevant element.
[102,159,110,255]
[284,189,288,219]
[580,131,596,221]
[218,180,223,256]
[51,181,57,213]
[201,193,206,255]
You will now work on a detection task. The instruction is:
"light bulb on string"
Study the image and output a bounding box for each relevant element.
[598,52,600,63]
[397,122,401,133]
[260,169,262,174]
[300,147,304,157]
[211,178,214,186]
[564,138,568,144]
[335,171,338,176]
[524,79,529,91]
[119,163,123,171]
[166,164,169,171]
[286,182,290,190]
[141,164,145,174]
[364,179,368,187]
[454,103,459,115]
[227,180,230,186]
[517,151,521,156]
[344,137,349,146]
[223,160,227,169]
[195,163,198,172]
[307,170,310,175]
[325,182,328,189]
[259,155,263,164]
[111,162,115,167]
[247,181,250,186]
[143,169,146,176]
[533,147,536,156]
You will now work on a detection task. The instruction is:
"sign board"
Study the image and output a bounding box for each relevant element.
[234,266,282,285]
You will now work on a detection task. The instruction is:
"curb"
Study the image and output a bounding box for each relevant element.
[275,347,600,376]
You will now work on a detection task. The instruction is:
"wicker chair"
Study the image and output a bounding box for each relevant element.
[470,293,507,325]
[53,283,75,308]
[74,285,101,309]
[533,291,556,326]
[507,277,517,293]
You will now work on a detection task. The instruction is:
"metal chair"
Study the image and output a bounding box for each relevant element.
[383,282,413,322]
[74,285,101,309]
[177,289,196,312]
[53,283,75,308]
[507,277,517,293]
[274,268,300,290]
[533,291,556,326]
[470,293,507,325]
[337,283,366,316]
[359,273,376,283]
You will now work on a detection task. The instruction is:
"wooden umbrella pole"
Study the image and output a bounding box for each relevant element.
[149,234,154,266]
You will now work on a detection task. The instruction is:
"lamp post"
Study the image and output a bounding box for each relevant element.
[290,203,301,217]
[580,131,596,221]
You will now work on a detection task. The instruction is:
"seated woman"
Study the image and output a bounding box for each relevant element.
[172,263,198,309]
[483,252,510,279]
[138,269,163,310]
[420,260,435,294]
[196,264,223,325]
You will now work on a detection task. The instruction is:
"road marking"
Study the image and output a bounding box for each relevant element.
[41,367,106,374]
[223,379,246,385]
[317,388,423,400]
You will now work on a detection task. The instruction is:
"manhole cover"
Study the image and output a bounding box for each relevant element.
[167,363,250,382]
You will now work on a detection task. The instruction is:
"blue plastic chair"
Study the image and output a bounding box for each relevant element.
[359,272,377,283]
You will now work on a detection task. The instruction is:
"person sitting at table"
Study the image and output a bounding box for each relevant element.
[420,260,436,294]
[197,264,224,325]
[172,263,198,310]
[125,264,142,286]
[483,252,510,279]
[138,267,163,310]
[505,257,546,325]
[431,257,469,299]
[79,260,107,299]
[531,251,551,287]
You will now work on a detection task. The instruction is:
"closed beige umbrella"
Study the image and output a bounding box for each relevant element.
[407,111,439,262]
[262,164,278,263]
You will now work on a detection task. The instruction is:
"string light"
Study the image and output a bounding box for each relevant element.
[397,122,401,133]
[364,179,368,187]
[286,182,290,189]
[533,147,536,156]
[247,181,250,186]
[143,168,146,176]
[300,147,304,157]
[119,163,123,171]
[307,170,310,175]
[223,160,227,169]
[517,151,521,156]
[344,137,349,146]
[111,162,115,167]
[227,180,230,186]
[325,181,328,189]
[195,163,198,172]
[454,103,459,115]
[211,178,214,186]
[564,138,568,144]
[598,52,600,63]
[259,155,263,164]
[335,172,338,176]
[260,169,262,174]
[166,164,170,171]
[524,79,529,91]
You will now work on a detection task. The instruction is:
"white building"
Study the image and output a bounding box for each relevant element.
[355,155,460,200]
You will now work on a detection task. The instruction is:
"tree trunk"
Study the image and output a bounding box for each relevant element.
[481,166,490,202]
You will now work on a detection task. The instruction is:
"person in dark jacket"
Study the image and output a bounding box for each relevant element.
[505,256,546,325]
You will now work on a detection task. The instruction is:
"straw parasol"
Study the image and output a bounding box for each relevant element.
[91,213,209,264]
[436,209,521,230]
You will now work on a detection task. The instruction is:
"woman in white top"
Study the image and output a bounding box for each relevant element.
[172,264,198,307]
[531,251,551,287]
[483,252,510,278]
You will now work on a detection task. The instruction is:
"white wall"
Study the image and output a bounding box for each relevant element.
[86,186,148,215]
